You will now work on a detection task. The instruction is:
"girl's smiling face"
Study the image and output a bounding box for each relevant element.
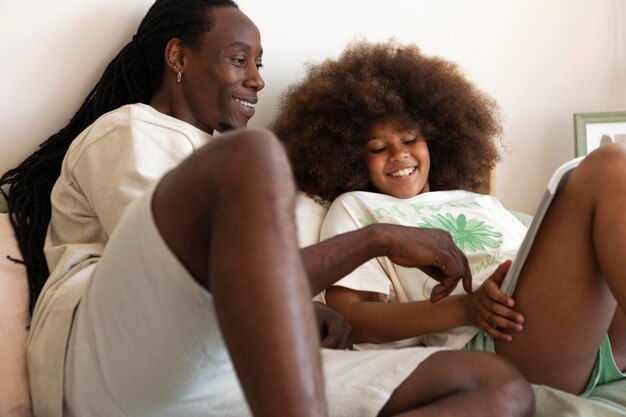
[365,119,430,199]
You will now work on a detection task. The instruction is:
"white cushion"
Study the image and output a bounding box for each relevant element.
[295,193,329,248]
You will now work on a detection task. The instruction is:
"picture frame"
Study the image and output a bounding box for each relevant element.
[573,111,626,157]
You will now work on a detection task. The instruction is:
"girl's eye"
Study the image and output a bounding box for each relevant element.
[403,138,417,145]
[369,147,386,154]
[256,61,264,70]
[233,58,247,67]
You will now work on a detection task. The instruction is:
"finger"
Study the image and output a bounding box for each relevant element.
[490,260,513,287]
[340,326,354,350]
[419,265,445,280]
[442,239,472,294]
[480,283,524,324]
[447,250,467,291]
[430,282,454,302]
[490,314,524,332]
[460,251,472,294]
[320,330,342,349]
[322,321,353,350]
[486,302,525,327]
[485,324,514,342]
[485,280,515,308]
[423,274,460,302]
[477,303,524,332]
[437,242,471,294]
[478,317,514,342]
[331,321,353,350]
[320,335,334,348]
[444,245,464,276]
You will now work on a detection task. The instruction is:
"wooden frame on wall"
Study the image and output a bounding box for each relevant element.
[573,111,626,157]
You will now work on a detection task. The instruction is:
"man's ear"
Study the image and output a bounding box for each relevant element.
[164,38,186,73]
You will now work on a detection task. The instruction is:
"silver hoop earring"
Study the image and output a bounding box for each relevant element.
[176,71,182,83]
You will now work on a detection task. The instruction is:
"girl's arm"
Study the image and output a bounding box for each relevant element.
[326,286,469,343]
[326,261,524,344]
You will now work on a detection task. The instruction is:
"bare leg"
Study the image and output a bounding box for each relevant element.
[495,143,626,393]
[379,351,534,417]
[152,129,326,417]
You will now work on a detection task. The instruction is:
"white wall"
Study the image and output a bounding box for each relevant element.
[2,0,625,213]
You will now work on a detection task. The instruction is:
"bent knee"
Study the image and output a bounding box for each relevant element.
[155,128,295,212]
[480,354,535,417]
[216,128,288,167]
[440,351,534,417]
[217,128,294,188]
[583,142,626,176]
[172,128,291,185]
[573,143,626,193]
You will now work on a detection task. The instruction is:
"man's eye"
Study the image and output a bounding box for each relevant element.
[233,58,247,67]
[256,62,264,70]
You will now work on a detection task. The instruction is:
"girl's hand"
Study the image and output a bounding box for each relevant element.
[465,260,524,341]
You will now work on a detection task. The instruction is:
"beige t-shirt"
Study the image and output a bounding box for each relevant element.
[27,103,212,417]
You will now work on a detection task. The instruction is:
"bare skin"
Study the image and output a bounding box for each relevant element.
[326,118,626,394]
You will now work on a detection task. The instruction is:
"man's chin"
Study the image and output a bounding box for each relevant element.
[216,123,234,133]
[217,119,250,133]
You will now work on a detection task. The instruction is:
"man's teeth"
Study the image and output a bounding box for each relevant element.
[391,167,415,177]
[235,98,254,108]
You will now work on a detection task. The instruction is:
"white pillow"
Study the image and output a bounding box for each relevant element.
[295,193,330,303]
[0,213,33,417]
[295,192,329,248]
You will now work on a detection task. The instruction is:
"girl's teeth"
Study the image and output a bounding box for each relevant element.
[391,168,415,177]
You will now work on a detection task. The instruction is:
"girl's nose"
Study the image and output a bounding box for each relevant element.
[389,148,409,162]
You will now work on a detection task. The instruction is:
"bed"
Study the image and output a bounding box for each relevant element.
[1,192,625,417]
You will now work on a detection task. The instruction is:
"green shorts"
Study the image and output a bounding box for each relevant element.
[464,331,625,397]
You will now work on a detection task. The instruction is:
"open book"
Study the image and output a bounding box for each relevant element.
[500,156,586,295]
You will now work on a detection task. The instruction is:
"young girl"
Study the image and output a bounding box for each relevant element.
[271,39,626,396]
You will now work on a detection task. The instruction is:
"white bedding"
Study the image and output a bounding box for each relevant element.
[296,193,626,417]
[533,382,626,416]
[0,194,624,417]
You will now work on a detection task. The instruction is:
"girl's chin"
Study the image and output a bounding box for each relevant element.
[384,185,427,199]
[387,190,418,199]
[374,179,428,198]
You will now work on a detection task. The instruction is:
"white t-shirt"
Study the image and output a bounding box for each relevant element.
[28,103,212,417]
[320,190,528,349]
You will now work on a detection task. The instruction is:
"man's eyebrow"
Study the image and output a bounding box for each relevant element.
[229,41,251,50]
[228,42,263,57]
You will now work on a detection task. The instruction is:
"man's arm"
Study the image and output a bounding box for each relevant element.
[301,223,472,302]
